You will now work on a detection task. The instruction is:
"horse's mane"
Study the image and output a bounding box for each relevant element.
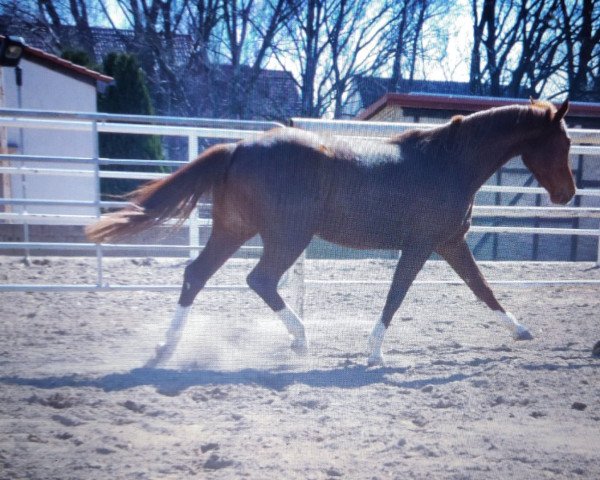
[387,115,468,159]
[463,101,564,142]
[388,101,560,157]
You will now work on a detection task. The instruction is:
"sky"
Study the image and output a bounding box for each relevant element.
[103,0,129,29]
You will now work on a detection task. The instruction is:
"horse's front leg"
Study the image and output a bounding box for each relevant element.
[436,238,532,340]
[368,245,432,367]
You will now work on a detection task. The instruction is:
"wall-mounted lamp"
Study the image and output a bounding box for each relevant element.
[0,36,25,67]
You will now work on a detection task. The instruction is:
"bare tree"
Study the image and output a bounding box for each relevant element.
[101,1,190,114]
[213,0,295,117]
[186,0,221,67]
[470,0,493,95]
[93,0,245,117]
[105,0,295,118]
[66,0,95,53]
[275,0,390,117]
[470,0,563,98]
[326,0,389,117]
[508,0,562,97]
[558,0,600,101]
[5,0,598,119]
[0,0,101,53]
[383,0,445,92]
[275,0,330,117]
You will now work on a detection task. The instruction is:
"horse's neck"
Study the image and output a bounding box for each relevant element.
[461,107,545,197]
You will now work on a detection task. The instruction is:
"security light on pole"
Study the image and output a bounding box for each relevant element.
[0,36,25,67]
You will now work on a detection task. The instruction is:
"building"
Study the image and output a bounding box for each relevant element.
[343,75,472,118]
[357,92,600,127]
[0,39,112,224]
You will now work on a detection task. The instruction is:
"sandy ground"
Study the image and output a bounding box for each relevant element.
[1,256,599,479]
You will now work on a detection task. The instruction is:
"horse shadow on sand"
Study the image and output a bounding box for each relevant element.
[2,352,597,396]
[1,365,477,396]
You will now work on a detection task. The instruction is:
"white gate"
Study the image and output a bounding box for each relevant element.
[0,109,282,292]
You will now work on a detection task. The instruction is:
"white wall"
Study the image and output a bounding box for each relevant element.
[2,58,97,215]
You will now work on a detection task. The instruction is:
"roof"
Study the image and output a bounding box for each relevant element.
[22,43,113,85]
[185,64,301,121]
[59,27,196,67]
[0,35,113,86]
[358,92,600,121]
[353,75,472,112]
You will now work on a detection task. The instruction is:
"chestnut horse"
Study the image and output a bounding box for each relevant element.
[87,99,574,367]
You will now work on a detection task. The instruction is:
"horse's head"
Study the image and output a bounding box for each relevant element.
[521,99,575,205]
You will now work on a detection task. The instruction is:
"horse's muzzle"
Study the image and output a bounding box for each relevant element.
[550,187,576,205]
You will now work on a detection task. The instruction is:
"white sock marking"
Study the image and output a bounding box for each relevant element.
[368,319,386,366]
[495,311,532,340]
[145,305,190,367]
[277,306,308,355]
[165,305,190,343]
[277,306,305,338]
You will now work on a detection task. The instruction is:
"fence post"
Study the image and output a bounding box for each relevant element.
[532,193,541,260]
[188,134,200,259]
[597,227,600,267]
[92,120,103,288]
[492,169,502,260]
[291,250,306,319]
[570,154,584,261]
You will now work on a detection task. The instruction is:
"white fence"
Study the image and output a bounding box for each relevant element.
[1,109,600,295]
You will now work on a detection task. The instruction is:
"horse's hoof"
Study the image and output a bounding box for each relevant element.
[143,357,159,369]
[367,354,385,368]
[291,338,309,356]
[143,343,168,368]
[513,325,533,341]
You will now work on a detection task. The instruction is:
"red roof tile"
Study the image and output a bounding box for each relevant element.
[1,35,112,85]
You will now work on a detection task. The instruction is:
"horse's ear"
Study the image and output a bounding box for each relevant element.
[555,99,569,122]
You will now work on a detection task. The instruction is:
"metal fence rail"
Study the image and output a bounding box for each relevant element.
[1,109,600,294]
[0,109,283,292]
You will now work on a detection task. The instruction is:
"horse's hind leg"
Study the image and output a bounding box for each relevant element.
[247,233,312,355]
[145,226,251,368]
[436,238,532,340]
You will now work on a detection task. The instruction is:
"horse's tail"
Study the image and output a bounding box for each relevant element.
[85,143,236,243]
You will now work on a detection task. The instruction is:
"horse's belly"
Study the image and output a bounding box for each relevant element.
[317,230,402,250]
[316,213,406,250]
[316,197,461,250]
